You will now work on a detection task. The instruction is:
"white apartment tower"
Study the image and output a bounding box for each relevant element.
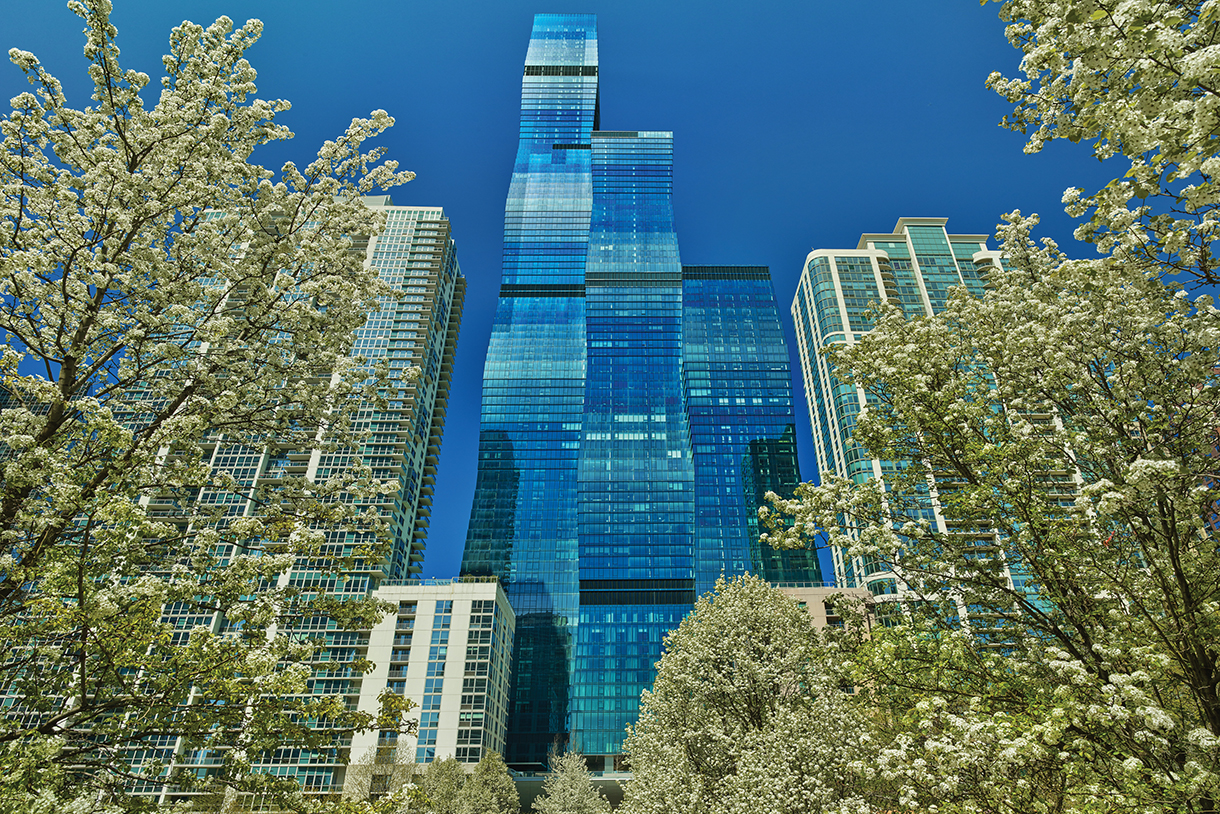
[144,200,467,806]
[790,218,1003,597]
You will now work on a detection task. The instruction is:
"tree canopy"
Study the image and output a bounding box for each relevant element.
[765,230,1220,810]
[420,758,467,814]
[620,575,874,814]
[0,0,413,808]
[985,0,1220,287]
[530,751,610,814]
[757,1,1220,809]
[457,752,519,814]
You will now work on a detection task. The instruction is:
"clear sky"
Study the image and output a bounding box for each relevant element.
[1,0,1118,581]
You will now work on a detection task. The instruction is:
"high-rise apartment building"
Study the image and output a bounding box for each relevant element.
[790,217,1002,597]
[460,14,820,767]
[116,200,466,805]
[340,197,465,579]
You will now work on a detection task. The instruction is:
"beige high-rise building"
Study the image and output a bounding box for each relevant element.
[140,200,467,806]
[346,579,516,802]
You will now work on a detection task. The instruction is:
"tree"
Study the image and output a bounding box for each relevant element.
[530,750,610,814]
[421,758,467,814]
[762,219,1220,811]
[755,3,1220,809]
[0,737,125,814]
[457,752,519,814]
[619,574,876,814]
[985,0,1220,288]
[0,0,413,807]
[341,745,428,814]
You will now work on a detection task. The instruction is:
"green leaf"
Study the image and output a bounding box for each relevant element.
[1090,9,1107,20]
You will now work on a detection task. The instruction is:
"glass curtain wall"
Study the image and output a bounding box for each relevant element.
[461,13,598,767]
[572,130,694,757]
[682,266,821,592]
[462,14,821,767]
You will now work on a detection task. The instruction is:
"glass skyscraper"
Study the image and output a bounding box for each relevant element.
[461,14,820,766]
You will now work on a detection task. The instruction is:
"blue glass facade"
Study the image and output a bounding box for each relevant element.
[682,266,821,593]
[462,14,819,765]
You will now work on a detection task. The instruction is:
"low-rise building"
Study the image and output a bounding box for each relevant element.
[774,582,872,630]
[344,578,515,801]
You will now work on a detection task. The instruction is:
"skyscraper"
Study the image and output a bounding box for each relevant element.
[100,200,464,806]
[461,14,819,767]
[346,198,466,579]
[240,200,467,800]
[790,217,1004,596]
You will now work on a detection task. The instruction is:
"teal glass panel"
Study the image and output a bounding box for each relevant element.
[807,256,843,334]
[908,225,965,314]
[833,256,881,332]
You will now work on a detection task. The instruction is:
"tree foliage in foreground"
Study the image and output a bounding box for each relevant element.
[530,750,610,814]
[0,0,413,808]
[620,575,877,814]
[985,0,1220,287]
[766,215,1220,813]
[416,753,518,814]
[420,758,466,814]
[760,0,1220,800]
[457,751,519,814]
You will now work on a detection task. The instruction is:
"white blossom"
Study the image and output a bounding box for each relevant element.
[0,1,414,807]
[621,575,877,814]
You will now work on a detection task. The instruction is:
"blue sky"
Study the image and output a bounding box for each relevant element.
[1,0,1118,580]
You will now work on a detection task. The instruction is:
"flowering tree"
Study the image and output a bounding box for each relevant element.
[420,758,466,814]
[985,0,1220,287]
[619,575,877,814]
[530,750,610,814]
[0,0,414,807]
[755,1,1220,809]
[456,752,519,814]
[762,219,1220,810]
